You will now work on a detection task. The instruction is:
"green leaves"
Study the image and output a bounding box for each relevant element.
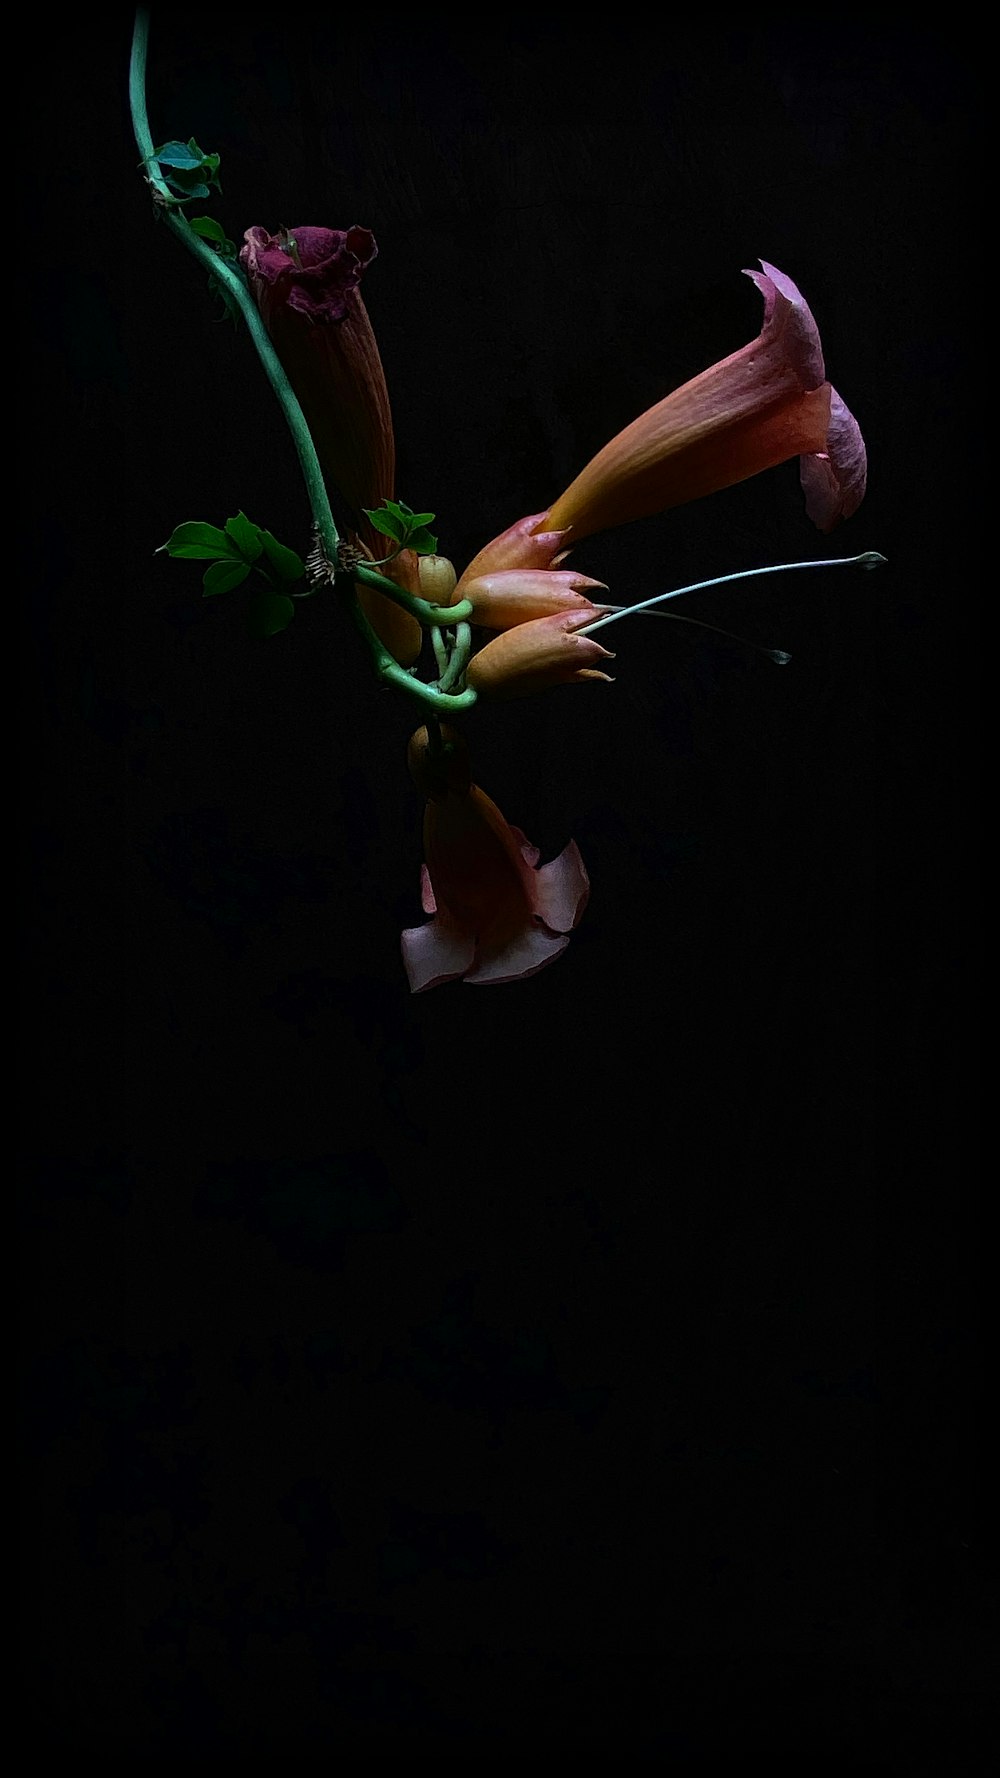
[259,530,305,582]
[247,589,296,637]
[156,521,233,560]
[189,214,237,258]
[224,511,263,561]
[151,137,222,202]
[363,499,438,556]
[157,514,305,636]
[203,559,251,597]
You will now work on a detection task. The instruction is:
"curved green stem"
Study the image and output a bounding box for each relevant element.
[353,561,473,628]
[345,590,477,714]
[436,622,472,693]
[129,8,339,561]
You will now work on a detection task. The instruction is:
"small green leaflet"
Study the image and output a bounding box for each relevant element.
[152,138,222,202]
[259,531,305,582]
[203,560,251,597]
[362,500,439,556]
[247,589,295,636]
[225,511,263,561]
[189,215,237,257]
[157,521,234,560]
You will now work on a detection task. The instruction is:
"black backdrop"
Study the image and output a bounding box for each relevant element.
[22,8,984,1758]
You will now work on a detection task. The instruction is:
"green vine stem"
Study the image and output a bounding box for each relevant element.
[130,9,340,565]
[346,599,477,714]
[353,561,474,628]
[130,8,478,716]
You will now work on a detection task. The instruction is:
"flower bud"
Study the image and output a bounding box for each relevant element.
[417,554,459,604]
[465,610,615,700]
[407,723,472,800]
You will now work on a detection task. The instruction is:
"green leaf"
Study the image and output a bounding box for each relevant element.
[363,505,407,544]
[203,559,252,596]
[155,139,204,169]
[189,215,227,244]
[259,530,305,582]
[407,528,438,556]
[404,511,436,529]
[246,588,295,636]
[157,521,238,560]
[225,511,263,561]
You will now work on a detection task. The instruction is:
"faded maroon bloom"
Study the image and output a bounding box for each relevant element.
[543,260,866,542]
[240,224,421,664]
[465,609,615,699]
[401,726,589,991]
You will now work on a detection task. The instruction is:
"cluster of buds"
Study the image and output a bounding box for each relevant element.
[240,227,867,990]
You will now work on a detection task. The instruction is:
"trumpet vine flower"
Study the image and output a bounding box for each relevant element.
[451,568,611,629]
[465,610,616,700]
[240,223,422,664]
[542,261,866,542]
[401,726,590,990]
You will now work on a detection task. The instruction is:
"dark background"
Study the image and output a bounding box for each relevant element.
[22,7,985,1758]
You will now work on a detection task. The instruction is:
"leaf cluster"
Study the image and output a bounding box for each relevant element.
[157,516,306,636]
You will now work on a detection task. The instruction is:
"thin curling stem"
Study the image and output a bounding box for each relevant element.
[129,8,340,563]
[579,552,887,635]
[352,561,474,628]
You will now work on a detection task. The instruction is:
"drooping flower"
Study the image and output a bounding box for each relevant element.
[542,260,866,542]
[240,224,422,664]
[401,726,589,991]
[464,610,615,700]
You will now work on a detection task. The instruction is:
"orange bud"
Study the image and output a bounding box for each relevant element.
[465,610,615,700]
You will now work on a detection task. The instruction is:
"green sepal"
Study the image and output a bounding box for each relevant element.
[225,511,263,562]
[259,530,305,582]
[203,559,252,596]
[246,588,295,636]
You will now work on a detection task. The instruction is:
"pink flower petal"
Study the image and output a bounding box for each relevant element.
[464,923,571,985]
[799,387,868,532]
[747,260,826,390]
[419,862,436,915]
[531,840,590,933]
[508,825,541,869]
[401,919,476,993]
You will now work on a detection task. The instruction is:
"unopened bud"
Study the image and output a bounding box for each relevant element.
[417,554,458,604]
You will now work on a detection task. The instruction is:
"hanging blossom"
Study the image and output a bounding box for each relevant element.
[240,223,423,665]
[401,725,590,992]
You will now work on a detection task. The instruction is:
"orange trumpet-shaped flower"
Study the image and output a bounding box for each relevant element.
[464,609,615,700]
[401,727,589,991]
[240,224,422,665]
[456,512,572,584]
[542,261,866,542]
[452,569,611,629]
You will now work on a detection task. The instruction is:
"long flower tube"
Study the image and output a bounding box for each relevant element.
[241,223,423,665]
[541,261,866,543]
